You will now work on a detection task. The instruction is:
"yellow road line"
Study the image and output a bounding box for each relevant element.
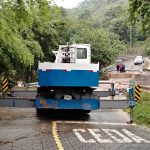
[52,121,64,150]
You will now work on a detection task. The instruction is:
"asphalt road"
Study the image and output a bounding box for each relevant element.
[105,56,143,72]
[0,108,150,150]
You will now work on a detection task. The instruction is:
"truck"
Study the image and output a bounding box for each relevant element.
[36,44,100,113]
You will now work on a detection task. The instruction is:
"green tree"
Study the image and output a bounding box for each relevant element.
[144,38,150,56]
[129,0,150,34]
[78,9,91,20]
[0,0,63,81]
[65,20,126,68]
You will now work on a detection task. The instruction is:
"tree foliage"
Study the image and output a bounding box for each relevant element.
[129,0,150,34]
[64,20,126,68]
[0,0,127,81]
[144,38,150,56]
[0,0,63,81]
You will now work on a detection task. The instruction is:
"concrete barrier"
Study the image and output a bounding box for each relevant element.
[107,73,134,79]
[140,85,150,91]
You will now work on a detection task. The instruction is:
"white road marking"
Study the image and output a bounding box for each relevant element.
[102,129,132,143]
[88,129,112,143]
[73,129,150,144]
[73,129,96,143]
[57,120,150,144]
[122,129,150,143]
[57,121,136,126]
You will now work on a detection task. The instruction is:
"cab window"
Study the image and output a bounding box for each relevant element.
[77,48,87,59]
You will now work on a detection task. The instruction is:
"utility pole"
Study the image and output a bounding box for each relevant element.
[130,25,132,52]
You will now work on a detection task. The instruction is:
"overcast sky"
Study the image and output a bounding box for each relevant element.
[54,0,85,8]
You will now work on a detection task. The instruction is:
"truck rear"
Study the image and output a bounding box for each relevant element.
[36,44,100,113]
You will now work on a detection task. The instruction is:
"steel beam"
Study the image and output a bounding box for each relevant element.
[0,98,129,109]
[100,100,129,109]
[0,98,35,107]
[93,91,112,97]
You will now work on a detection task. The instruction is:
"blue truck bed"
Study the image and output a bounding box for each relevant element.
[36,62,100,112]
[38,69,99,87]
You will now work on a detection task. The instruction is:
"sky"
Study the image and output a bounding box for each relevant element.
[54,0,85,8]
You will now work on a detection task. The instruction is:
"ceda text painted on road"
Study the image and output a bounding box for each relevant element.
[73,129,150,144]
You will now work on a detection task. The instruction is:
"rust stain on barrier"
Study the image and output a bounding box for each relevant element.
[40,99,49,108]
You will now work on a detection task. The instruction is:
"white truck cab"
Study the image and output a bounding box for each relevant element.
[53,44,91,64]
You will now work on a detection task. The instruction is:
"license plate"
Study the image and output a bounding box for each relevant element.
[64,95,72,100]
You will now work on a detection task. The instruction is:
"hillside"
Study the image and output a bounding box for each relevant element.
[68,0,128,22]
[66,0,148,56]
[67,0,134,43]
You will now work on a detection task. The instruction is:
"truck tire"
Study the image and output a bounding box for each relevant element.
[83,110,91,114]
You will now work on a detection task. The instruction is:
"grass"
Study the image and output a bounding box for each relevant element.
[133,91,150,127]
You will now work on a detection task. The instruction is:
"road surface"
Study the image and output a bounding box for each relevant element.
[0,108,150,150]
[105,56,143,72]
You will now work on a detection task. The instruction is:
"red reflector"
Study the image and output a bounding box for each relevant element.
[89,70,93,72]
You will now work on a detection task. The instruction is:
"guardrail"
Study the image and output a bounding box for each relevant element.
[26,82,38,88]
[0,88,134,109]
